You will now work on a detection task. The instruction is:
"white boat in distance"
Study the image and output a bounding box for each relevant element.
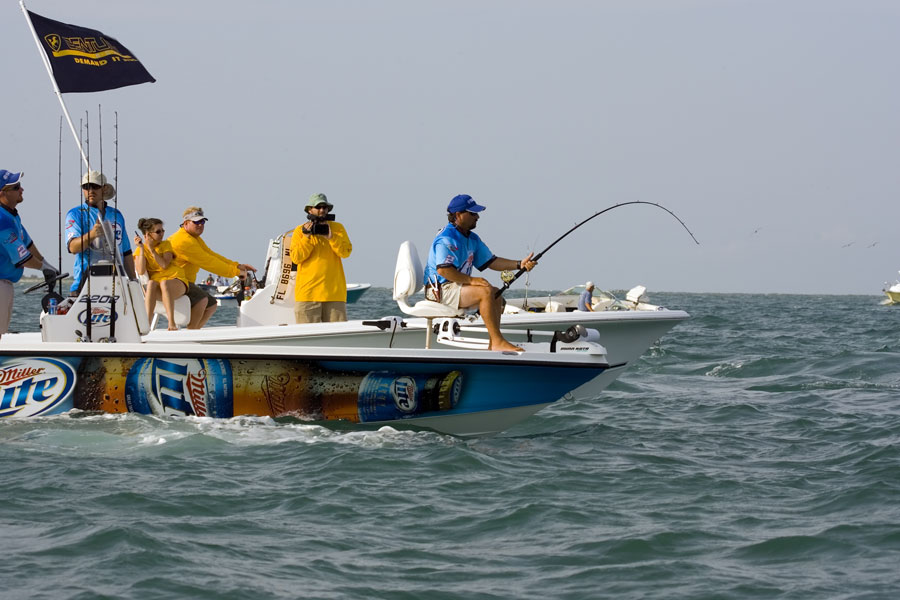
[882,273,900,305]
[505,284,663,313]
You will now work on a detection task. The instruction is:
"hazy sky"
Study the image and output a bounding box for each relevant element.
[3,0,898,294]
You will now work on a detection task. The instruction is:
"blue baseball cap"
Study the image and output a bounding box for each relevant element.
[447,194,486,213]
[0,170,23,189]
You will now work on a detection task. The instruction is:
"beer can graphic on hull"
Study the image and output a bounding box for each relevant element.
[319,370,463,423]
[74,356,138,413]
[125,357,233,418]
[72,355,463,425]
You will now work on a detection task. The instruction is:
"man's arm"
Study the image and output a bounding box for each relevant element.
[327,223,352,259]
[173,235,240,278]
[437,265,491,287]
[67,218,104,254]
[486,252,537,272]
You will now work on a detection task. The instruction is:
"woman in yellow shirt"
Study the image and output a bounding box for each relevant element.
[133,218,189,330]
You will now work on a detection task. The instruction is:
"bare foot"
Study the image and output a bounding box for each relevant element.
[168,325,179,331]
[489,340,524,352]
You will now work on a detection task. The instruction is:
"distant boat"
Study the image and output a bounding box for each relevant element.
[206,281,371,308]
[346,283,371,303]
[882,273,900,305]
[505,284,663,313]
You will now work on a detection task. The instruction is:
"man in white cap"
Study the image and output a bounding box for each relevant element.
[0,170,60,338]
[578,281,595,312]
[168,206,256,328]
[65,170,135,296]
[289,193,352,323]
[424,194,536,352]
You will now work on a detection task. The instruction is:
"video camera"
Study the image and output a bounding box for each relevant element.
[306,212,336,235]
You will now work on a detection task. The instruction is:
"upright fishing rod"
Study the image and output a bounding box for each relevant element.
[100,105,118,341]
[494,200,700,298]
[81,114,92,341]
[57,117,63,297]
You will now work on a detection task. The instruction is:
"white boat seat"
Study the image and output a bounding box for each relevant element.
[139,273,191,329]
[153,296,191,328]
[393,241,463,347]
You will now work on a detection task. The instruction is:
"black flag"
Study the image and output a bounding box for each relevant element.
[27,10,155,93]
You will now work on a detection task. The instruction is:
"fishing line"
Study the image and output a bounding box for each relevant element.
[495,200,700,298]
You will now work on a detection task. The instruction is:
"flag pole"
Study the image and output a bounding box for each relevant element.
[19,0,90,171]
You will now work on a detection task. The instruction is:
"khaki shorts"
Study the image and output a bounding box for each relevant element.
[0,279,13,334]
[425,282,462,309]
[186,282,216,307]
[294,301,347,324]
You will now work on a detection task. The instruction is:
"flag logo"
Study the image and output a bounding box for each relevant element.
[45,34,61,53]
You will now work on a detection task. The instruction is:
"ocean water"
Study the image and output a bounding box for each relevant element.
[3,287,900,599]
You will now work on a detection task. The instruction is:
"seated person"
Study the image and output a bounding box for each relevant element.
[133,218,188,330]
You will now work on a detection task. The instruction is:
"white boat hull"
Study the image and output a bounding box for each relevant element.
[0,341,610,436]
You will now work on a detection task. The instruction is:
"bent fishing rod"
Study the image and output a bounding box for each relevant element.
[495,200,700,298]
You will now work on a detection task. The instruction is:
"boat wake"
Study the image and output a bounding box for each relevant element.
[0,411,456,456]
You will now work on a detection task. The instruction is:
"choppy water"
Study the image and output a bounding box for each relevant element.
[3,287,900,599]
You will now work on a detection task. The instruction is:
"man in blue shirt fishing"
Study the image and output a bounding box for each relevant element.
[0,170,60,338]
[424,194,537,352]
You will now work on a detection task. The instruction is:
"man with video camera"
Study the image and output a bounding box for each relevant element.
[289,193,353,323]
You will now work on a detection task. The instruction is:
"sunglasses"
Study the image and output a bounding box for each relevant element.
[192,219,208,225]
[82,183,102,190]
[151,228,164,234]
[3,183,21,192]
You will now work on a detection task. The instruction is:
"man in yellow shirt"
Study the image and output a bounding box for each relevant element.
[289,194,352,323]
[168,207,256,328]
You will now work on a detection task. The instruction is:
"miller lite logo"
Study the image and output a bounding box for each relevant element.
[125,358,226,417]
[390,376,418,413]
[78,306,117,327]
[0,358,76,418]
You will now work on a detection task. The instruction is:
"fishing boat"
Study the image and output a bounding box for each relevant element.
[1,260,612,436]
[203,277,370,308]
[504,284,663,313]
[144,238,687,400]
[882,274,900,305]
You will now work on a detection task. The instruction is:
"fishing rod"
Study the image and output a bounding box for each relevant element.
[57,117,63,297]
[494,200,700,298]
[81,114,92,341]
[101,105,118,341]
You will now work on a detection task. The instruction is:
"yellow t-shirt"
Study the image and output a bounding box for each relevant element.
[135,240,188,286]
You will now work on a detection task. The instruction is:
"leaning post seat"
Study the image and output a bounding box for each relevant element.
[393,241,463,348]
